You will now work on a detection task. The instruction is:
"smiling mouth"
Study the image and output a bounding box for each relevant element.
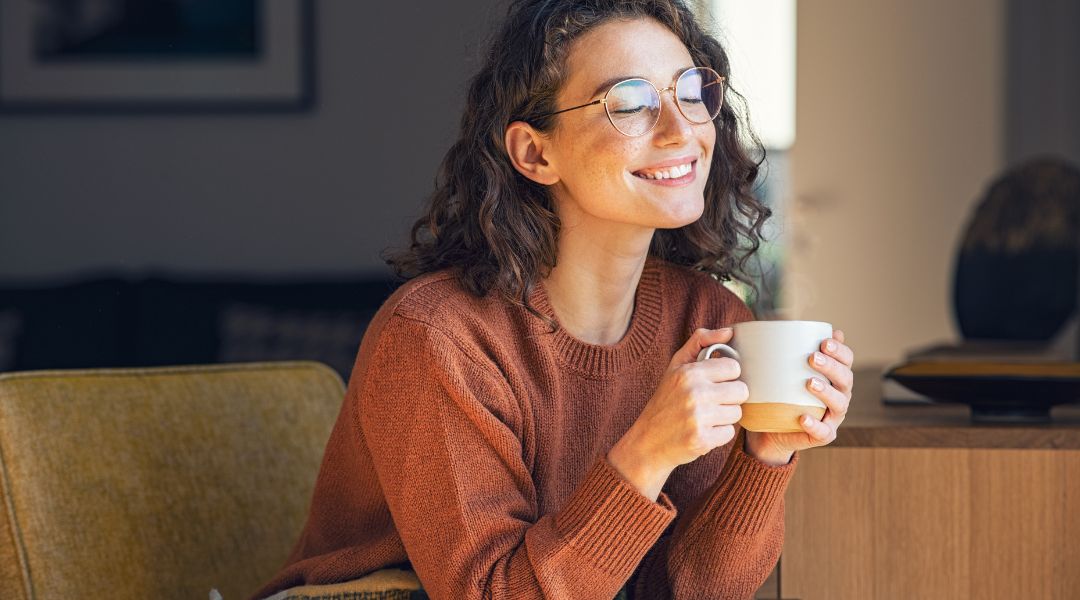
[630,158,695,179]
[632,160,697,182]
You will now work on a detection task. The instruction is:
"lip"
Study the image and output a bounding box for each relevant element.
[632,155,699,173]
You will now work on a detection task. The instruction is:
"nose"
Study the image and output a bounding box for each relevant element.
[652,87,693,144]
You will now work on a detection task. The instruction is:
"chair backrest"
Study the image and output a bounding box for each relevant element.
[0,361,345,600]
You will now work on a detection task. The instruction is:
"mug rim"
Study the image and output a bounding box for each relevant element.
[733,319,832,328]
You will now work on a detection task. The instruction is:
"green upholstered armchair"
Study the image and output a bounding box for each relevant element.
[0,361,347,599]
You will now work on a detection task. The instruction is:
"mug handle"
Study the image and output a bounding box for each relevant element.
[696,343,741,362]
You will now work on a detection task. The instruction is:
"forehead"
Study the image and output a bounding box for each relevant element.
[561,17,695,100]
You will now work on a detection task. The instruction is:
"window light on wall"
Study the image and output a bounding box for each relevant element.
[705,0,796,150]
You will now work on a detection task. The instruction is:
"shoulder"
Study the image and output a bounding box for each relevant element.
[354,270,521,427]
[655,260,755,324]
[359,268,512,370]
[379,269,479,319]
[381,269,507,331]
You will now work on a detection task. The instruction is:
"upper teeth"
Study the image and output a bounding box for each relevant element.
[637,162,693,180]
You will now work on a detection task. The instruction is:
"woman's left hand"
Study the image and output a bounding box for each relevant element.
[744,329,856,466]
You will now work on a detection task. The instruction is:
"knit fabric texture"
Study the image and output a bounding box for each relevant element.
[251,257,799,600]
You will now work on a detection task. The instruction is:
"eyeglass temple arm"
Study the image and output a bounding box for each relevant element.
[534,98,604,119]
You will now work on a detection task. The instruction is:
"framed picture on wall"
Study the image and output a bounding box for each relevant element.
[0,0,314,113]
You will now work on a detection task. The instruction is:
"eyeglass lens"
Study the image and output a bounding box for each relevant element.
[605,67,724,136]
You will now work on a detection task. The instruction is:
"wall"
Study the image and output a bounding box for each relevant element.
[6,1,1070,369]
[0,0,502,281]
[1006,0,1080,167]
[785,0,1005,366]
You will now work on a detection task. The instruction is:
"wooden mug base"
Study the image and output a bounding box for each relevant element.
[740,402,827,433]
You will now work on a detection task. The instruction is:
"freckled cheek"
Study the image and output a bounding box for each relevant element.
[578,136,642,184]
[701,126,717,163]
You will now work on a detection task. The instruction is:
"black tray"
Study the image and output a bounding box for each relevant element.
[884,361,1080,423]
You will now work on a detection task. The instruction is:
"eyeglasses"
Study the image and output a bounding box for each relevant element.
[534,66,725,137]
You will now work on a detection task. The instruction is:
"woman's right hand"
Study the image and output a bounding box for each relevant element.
[606,328,748,501]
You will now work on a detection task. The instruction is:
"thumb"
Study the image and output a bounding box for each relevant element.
[669,327,734,369]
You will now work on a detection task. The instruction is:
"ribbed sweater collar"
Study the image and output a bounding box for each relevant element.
[527,256,665,378]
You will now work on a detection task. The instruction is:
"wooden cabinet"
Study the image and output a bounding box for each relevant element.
[775,370,1080,600]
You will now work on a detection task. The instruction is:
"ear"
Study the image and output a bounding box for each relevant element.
[504,121,560,186]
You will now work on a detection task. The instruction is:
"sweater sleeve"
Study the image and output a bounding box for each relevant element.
[625,285,798,599]
[629,428,797,599]
[356,314,676,600]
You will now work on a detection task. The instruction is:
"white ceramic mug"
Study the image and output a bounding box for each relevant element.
[696,320,833,432]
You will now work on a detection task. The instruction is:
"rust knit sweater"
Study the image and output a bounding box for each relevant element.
[251,256,798,600]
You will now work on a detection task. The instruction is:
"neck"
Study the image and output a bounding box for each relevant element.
[542,222,654,346]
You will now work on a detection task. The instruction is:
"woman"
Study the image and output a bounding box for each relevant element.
[253,0,855,598]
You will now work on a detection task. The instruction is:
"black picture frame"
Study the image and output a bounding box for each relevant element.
[0,0,315,114]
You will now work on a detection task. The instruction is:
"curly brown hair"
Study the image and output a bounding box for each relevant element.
[383,0,771,326]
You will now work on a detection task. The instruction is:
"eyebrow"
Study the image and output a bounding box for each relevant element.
[586,66,694,99]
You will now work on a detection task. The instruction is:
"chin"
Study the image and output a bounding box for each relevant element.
[657,196,706,228]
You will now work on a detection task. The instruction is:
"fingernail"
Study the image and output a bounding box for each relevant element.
[825,340,836,352]
[809,377,825,391]
[802,415,814,426]
[813,352,826,365]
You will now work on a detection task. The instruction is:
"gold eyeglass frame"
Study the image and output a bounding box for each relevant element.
[534,66,726,137]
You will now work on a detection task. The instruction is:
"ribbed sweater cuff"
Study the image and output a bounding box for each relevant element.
[553,457,677,575]
[696,432,798,537]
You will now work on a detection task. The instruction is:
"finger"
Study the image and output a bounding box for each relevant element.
[833,329,846,344]
[809,352,854,394]
[670,327,734,368]
[799,413,834,444]
[820,337,855,368]
[707,423,738,447]
[817,406,846,443]
[806,377,849,419]
[711,379,749,405]
[711,403,743,425]
[695,356,742,383]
